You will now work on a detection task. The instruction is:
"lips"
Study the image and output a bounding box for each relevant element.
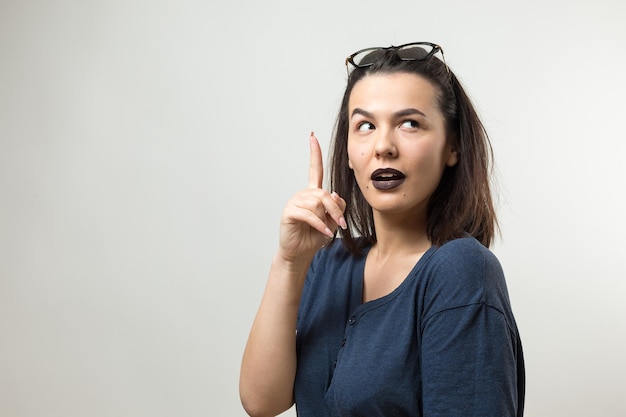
[370,168,406,190]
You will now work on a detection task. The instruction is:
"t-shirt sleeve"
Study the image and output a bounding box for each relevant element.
[419,238,523,417]
[420,303,521,417]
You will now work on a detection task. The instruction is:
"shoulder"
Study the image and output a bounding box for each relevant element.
[308,238,367,279]
[301,239,365,300]
[433,236,499,268]
[298,239,365,325]
[420,237,508,314]
[428,236,503,284]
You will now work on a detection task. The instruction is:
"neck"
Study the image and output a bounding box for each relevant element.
[371,210,431,259]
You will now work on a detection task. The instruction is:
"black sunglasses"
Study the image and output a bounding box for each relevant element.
[345,42,448,73]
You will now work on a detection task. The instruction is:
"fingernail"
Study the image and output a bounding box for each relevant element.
[324,227,334,238]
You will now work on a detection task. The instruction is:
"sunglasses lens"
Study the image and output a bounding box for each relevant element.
[351,48,386,67]
[349,43,437,68]
[396,45,433,60]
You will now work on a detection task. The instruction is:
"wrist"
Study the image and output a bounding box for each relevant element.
[273,249,315,275]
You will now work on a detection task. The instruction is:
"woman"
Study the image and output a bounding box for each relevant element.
[240,42,525,417]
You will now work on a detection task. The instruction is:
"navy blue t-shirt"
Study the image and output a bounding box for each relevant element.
[295,237,524,417]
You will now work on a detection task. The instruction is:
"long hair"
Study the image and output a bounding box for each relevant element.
[330,46,498,256]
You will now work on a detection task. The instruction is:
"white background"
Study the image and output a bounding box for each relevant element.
[1,0,625,416]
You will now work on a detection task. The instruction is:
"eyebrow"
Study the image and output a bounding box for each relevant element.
[351,107,427,119]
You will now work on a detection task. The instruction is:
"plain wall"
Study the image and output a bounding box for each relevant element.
[1,0,625,416]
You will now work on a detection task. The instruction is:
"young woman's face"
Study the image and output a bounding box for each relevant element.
[347,72,458,221]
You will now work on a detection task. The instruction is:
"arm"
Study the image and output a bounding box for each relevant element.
[418,239,524,417]
[239,134,347,417]
[421,303,522,417]
[239,253,309,417]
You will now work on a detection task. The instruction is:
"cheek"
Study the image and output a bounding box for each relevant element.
[408,146,447,177]
[346,142,370,185]
[346,141,360,169]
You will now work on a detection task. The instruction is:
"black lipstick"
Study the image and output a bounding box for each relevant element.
[370,168,406,190]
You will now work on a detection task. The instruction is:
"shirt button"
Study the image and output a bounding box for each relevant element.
[348,316,356,325]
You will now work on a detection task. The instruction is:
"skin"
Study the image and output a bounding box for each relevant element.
[346,73,458,301]
[239,72,456,416]
[239,134,347,417]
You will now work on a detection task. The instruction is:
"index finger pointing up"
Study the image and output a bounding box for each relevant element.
[308,132,324,189]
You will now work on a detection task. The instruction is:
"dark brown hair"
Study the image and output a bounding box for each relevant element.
[330,46,498,255]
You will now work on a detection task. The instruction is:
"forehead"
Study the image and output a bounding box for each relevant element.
[348,72,441,113]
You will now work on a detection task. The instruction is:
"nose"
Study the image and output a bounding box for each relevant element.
[374,130,397,159]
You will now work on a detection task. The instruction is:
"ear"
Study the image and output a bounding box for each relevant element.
[446,148,458,167]
[348,159,353,169]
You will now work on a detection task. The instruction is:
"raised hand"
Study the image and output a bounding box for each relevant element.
[277,132,347,264]
[240,132,346,415]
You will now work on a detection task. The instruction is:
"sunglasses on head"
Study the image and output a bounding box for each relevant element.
[345,42,448,74]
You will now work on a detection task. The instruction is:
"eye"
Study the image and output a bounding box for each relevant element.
[357,121,375,132]
[400,119,420,129]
